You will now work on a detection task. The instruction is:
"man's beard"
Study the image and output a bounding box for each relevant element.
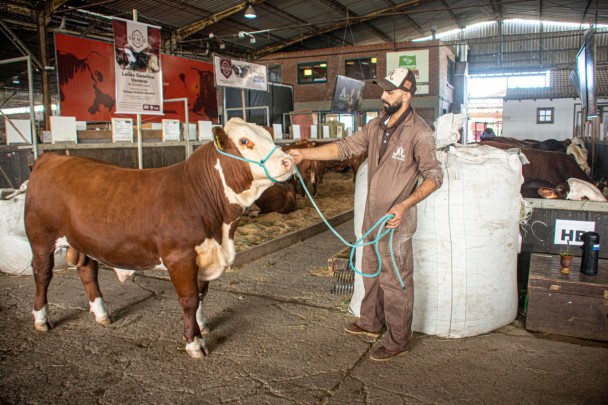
[383,99,402,115]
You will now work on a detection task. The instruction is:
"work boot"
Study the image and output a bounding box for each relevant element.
[369,345,409,362]
[344,322,381,339]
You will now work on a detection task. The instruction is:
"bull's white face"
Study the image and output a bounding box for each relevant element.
[217,118,294,208]
[223,117,294,184]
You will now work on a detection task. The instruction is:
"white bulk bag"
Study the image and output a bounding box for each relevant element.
[412,144,523,337]
[348,159,368,317]
[434,113,467,148]
[0,184,68,275]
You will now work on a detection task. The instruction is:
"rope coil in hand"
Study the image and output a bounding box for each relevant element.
[292,165,406,290]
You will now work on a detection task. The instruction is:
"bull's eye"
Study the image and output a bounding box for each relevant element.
[239,138,249,145]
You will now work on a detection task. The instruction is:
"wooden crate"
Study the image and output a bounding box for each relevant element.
[521,198,608,259]
[526,253,608,341]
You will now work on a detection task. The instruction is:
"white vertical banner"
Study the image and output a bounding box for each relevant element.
[113,18,163,114]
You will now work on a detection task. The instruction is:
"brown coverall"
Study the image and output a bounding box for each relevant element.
[336,109,443,351]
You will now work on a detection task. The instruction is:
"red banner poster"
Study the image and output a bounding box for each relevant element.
[55,33,218,123]
[55,33,116,120]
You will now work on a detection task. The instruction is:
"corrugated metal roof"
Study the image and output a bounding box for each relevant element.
[0,0,607,85]
[434,21,607,74]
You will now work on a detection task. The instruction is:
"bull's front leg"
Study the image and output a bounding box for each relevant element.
[197,280,210,335]
[168,261,209,359]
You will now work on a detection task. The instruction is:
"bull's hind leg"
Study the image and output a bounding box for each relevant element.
[31,248,55,331]
[196,280,210,335]
[76,257,111,326]
[168,262,209,359]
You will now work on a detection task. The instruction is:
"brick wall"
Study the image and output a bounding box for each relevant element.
[254,41,458,126]
[260,40,453,103]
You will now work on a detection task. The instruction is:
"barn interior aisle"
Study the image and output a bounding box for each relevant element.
[1,218,607,404]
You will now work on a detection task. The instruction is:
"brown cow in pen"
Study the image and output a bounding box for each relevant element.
[25,118,294,358]
[282,140,324,197]
[282,140,366,197]
[479,140,595,198]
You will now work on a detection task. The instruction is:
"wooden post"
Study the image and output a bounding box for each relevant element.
[33,6,52,132]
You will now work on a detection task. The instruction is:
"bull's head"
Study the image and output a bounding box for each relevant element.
[212,118,294,207]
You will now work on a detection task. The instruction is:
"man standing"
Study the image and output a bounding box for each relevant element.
[287,68,443,362]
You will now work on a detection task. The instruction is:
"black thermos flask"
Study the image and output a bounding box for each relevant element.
[580,232,600,276]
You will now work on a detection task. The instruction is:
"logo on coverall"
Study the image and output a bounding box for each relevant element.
[392,147,405,161]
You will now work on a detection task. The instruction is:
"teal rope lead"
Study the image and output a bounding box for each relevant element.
[293,165,406,290]
[214,143,281,183]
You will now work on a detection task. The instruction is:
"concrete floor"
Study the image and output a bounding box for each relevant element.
[1,220,607,404]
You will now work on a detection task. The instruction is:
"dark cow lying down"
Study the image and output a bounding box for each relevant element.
[25,118,294,358]
[537,178,607,201]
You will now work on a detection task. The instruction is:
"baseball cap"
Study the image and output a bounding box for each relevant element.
[372,68,417,94]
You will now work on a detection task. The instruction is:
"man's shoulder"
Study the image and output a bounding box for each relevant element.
[407,111,432,132]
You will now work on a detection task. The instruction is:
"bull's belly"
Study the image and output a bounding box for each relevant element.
[55,222,236,280]
[56,236,166,271]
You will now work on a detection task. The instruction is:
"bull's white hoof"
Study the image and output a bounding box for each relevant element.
[96,316,112,326]
[32,305,49,332]
[34,321,50,332]
[185,336,209,358]
[89,297,111,326]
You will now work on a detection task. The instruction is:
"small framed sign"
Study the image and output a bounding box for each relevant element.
[198,120,213,141]
[292,124,301,140]
[272,124,283,139]
[5,119,32,144]
[162,119,181,141]
[50,116,77,143]
[111,118,134,142]
[554,219,595,246]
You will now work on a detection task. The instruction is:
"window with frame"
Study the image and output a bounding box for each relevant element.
[268,65,282,82]
[537,107,554,124]
[298,61,327,84]
[447,58,455,87]
[345,57,377,80]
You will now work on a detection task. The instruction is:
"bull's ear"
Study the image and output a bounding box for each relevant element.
[537,187,558,199]
[212,126,229,150]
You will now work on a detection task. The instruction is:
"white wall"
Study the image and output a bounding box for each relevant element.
[502,98,577,141]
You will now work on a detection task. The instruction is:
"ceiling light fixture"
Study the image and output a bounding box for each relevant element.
[244,4,256,19]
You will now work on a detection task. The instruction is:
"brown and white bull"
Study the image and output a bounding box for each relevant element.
[25,118,294,358]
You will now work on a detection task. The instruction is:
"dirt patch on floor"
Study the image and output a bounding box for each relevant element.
[234,171,356,250]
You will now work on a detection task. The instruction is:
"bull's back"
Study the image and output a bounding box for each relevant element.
[25,153,188,267]
[27,153,172,215]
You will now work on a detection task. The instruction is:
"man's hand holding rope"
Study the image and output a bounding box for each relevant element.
[385,178,438,229]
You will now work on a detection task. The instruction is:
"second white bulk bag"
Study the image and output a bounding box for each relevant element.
[412,144,523,338]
